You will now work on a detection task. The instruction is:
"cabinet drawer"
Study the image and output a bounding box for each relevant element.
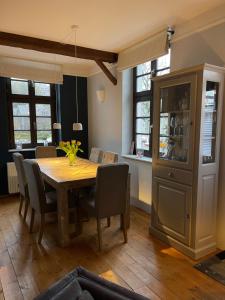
[153,165,192,185]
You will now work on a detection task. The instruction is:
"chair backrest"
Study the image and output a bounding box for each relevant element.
[89,147,102,163]
[12,153,27,197]
[23,159,46,213]
[95,163,129,218]
[35,146,57,159]
[101,151,118,164]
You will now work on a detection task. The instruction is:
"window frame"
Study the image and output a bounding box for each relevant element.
[133,54,170,157]
[7,78,57,149]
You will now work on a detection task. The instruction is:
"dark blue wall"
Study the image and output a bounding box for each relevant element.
[0,75,88,196]
[60,75,88,158]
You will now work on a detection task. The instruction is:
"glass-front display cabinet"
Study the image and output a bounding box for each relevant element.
[150,64,225,259]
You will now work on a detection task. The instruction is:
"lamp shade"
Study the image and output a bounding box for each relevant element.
[53,123,62,129]
[73,122,83,131]
[96,89,105,102]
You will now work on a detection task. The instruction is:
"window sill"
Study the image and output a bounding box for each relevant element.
[8,148,36,153]
[122,154,152,164]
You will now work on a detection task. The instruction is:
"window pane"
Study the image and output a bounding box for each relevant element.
[13,103,30,116]
[136,134,149,150]
[136,118,150,134]
[36,104,51,116]
[137,61,151,76]
[35,83,51,96]
[137,75,151,92]
[13,117,30,130]
[14,131,31,144]
[36,117,51,130]
[157,51,171,70]
[11,80,29,95]
[137,102,150,117]
[37,131,52,143]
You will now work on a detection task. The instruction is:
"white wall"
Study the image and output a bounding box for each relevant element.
[88,68,122,153]
[88,68,152,209]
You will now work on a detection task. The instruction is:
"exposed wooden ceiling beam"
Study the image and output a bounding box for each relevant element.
[0,31,118,63]
[95,60,117,85]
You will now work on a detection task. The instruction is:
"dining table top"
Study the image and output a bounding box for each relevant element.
[36,157,99,187]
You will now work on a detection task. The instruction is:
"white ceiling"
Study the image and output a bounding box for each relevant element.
[0,0,224,76]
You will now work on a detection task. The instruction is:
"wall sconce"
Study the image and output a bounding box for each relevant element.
[96,89,105,103]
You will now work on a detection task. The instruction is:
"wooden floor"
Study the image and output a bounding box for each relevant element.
[0,197,225,300]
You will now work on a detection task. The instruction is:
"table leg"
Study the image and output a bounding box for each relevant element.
[57,187,70,247]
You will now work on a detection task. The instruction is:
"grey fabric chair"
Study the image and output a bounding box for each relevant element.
[35,146,57,158]
[101,151,118,164]
[13,153,29,221]
[80,163,129,251]
[23,159,57,243]
[89,147,102,163]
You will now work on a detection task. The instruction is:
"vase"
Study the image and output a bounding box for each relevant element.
[68,153,77,166]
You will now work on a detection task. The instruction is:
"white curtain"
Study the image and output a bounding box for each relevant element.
[117,30,168,71]
[0,57,63,83]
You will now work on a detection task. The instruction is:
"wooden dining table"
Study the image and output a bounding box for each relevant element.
[36,157,130,247]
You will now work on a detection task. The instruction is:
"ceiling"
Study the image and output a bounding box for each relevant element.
[0,0,224,76]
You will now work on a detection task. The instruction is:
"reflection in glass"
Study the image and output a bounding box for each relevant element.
[36,104,51,116]
[202,81,218,164]
[136,118,150,134]
[13,117,30,130]
[137,102,150,117]
[136,62,151,76]
[13,103,30,116]
[136,134,149,151]
[11,80,29,95]
[159,83,191,163]
[137,75,151,92]
[14,131,31,144]
[35,83,51,97]
[37,131,52,143]
[36,117,51,130]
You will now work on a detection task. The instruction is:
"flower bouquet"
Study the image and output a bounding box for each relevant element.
[57,140,83,166]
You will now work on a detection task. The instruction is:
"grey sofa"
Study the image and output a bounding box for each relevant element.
[35,266,149,300]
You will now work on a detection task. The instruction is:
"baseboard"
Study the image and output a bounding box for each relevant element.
[130,197,151,214]
[149,225,217,260]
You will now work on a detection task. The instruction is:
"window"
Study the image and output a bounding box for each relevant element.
[7,78,56,148]
[133,50,170,157]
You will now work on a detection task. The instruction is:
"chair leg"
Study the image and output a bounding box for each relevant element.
[38,214,45,244]
[97,218,102,251]
[121,214,128,243]
[107,217,111,227]
[30,208,35,233]
[23,197,29,221]
[18,194,23,215]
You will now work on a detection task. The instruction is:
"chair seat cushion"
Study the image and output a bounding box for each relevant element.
[77,290,94,300]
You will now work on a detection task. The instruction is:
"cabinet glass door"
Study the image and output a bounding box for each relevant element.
[202,81,218,164]
[159,83,191,163]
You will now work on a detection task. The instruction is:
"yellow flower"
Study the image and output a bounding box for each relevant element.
[77,141,81,146]
[71,140,76,144]
[66,141,70,146]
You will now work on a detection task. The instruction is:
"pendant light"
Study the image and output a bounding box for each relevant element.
[72,25,83,131]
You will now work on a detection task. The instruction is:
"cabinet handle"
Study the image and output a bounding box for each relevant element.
[168,172,174,178]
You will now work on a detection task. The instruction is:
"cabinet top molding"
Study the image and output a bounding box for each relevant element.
[153,63,225,82]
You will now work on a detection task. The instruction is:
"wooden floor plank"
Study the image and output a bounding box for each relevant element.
[0,196,225,300]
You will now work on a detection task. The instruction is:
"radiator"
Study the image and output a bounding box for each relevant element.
[7,162,19,194]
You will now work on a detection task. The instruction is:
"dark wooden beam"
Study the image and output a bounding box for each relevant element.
[0,31,118,63]
[95,60,117,85]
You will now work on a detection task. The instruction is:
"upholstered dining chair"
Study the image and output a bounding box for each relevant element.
[23,159,58,243]
[13,153,29,221]
[35,146,57,158]
[101,151,118,164]
[79,163,129,251]
[89,147,102,163]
